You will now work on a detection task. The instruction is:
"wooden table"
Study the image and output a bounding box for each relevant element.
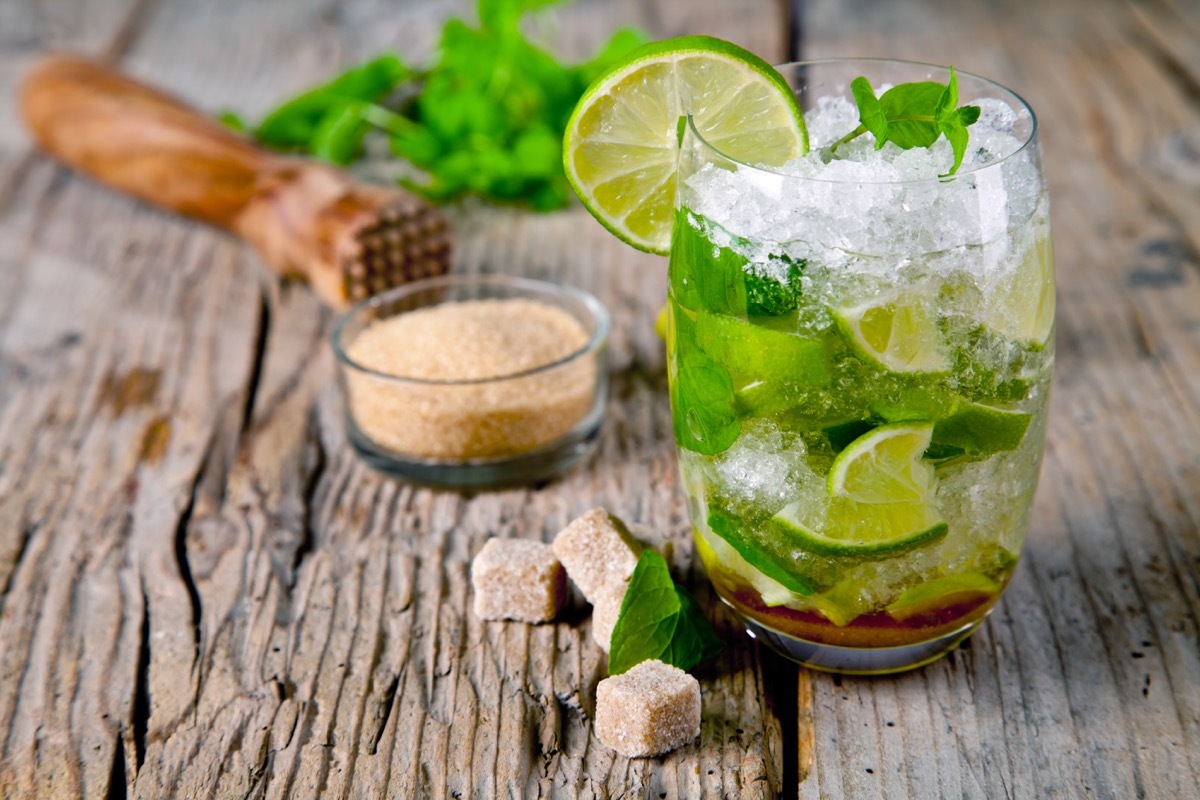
[1,0,1198,797]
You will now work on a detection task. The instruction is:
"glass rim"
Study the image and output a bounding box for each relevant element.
[687,57,1039,186]
[331,273,611,387]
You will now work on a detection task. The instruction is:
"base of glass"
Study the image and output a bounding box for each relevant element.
[347,415,603,490]
[736,608,988,675]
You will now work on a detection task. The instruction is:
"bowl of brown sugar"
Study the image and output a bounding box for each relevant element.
[332,274,610,488]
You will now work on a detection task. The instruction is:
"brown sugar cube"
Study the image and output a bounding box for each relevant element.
[595,660,701,758]
[591,584,627,652]
[552,509,643,603]
[471,538,567,623]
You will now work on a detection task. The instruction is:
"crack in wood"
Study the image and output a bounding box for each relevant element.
[132,590,151,773]
[106,725,128,800]
[0,518,36,604]
[240,290,271,436]
[101,0,160,62]
[296,416,326,580]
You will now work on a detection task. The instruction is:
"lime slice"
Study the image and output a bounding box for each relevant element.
[563,35,808,254]
[773,422,948,557]
[827,423,939,505]
[931,400,1033,458]
[833,294,951,373]
[694,310,831,387]
[774,498,947,558]
[983,231,1055,347]
[886,572,1000,620]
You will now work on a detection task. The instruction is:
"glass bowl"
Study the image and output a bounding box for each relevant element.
[332,274,610,488]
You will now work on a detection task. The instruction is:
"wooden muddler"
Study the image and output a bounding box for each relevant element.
[19,55,452,308]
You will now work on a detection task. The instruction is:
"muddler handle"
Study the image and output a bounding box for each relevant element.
[18,55,452,307]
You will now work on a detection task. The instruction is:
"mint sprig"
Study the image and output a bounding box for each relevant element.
[831,67,981,176]
[219,0,648,210]
[608,551,723,675]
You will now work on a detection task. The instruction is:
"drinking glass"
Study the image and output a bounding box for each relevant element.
[667,59,1053,673]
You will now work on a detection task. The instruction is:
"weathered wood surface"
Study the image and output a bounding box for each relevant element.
[0,1,793,798]
[0,0,1197,799]
[797,1,1200,798]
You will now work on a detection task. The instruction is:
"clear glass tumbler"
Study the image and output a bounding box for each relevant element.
[667,60,1053,673]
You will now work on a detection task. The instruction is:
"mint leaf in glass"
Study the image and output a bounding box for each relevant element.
[831,66,981,176]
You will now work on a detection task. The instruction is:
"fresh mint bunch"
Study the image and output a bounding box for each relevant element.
[831,67,981,176]
[608,551,723,675]
[220,0,647,210]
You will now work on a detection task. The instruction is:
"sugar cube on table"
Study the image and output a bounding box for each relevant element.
[471,538,567,623]
[552,509,642,602]
[590,585,626,652]
[595,659,701,758]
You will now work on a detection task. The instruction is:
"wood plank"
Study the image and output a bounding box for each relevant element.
[798,0,1200,797]
[0,0,794,798]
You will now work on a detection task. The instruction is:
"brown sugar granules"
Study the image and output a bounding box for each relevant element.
[344,298,597,460]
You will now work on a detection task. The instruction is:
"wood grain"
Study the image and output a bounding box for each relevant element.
[0,0,792,798]
[2,0,1198,798]
[798,0,1200,798]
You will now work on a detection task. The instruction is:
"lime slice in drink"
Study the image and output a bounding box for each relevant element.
[931,400,1033,458]
[827,422,939,504]
[833,294,951,373]
[694,310,831,387]
[563,35,808,254]
[983,231,1055,347]
[774,422,948,557]
[886,572,1000,620]
[774,498,948,558]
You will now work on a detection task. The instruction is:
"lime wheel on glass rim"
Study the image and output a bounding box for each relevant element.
[562,35,808,254]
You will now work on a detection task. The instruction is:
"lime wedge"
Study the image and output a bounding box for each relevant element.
[694,310,831,387]
[773,422,948,557]
[827,423,939,505]
[886,572,1000,620]
[983,231,1055,347]
[931,400,1033,458]
[833,294,951,373]
[774,498,947,558]
[563,36,808,254]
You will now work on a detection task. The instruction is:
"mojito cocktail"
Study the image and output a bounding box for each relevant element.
[667,60,1052,672]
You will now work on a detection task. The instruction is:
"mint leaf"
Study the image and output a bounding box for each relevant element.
[671,352,740,456]
[609,551,680,674]
[938,115,969,177]
[609,551,724,674]
[850,77,887,149]
[663,587,724,670]
[745,257,805,316]
[222,1,646,211]
[837,66,982,175]
[934,66,959,121]
[255,53,409,148]
[709,511,815,595]
[217,110,249,133]
[957,105,981,126]
[878,81,943,148]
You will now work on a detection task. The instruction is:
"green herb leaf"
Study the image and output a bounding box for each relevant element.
[837,66,982,175]
[217,110,249,133]
[878,81,943,148]
[670,331,741,457]
[745,257,805,316]
[709,511,815,595]
[311,102,370,165]
[662,586,725,670]
[850,77,887,149]
[608,551,681,674]
[220,0,645,210]
[255,53,409,148]
[609,551,723,674]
